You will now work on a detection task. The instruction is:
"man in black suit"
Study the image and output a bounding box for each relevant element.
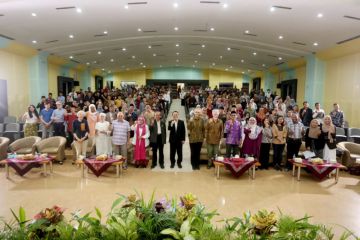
[168,111,186,168]
[149,111,167,169]
[299,101,313,127]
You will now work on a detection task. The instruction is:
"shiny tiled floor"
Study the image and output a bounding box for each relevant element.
[0,162,359,236]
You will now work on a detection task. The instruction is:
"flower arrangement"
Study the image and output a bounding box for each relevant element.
[0,192,358,240]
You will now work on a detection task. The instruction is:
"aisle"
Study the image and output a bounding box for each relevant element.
[151,99,193,172]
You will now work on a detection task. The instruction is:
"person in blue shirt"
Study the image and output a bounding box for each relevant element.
[39,101,54,138]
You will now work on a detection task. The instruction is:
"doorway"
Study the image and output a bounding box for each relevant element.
[252,77,261,91]
[57,76,74,96]
[95,75,103,90]
[280,79,297,101]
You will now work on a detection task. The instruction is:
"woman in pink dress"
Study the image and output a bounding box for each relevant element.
[242,117,263,159]
[131,116,150,168]
[86,104,98,139]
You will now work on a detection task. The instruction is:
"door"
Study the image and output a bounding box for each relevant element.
[95,76,103,90]
[57,76,74,96]
[281,79,297,101]
[252,77,261,91]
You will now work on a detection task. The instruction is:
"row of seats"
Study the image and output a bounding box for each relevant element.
[336,127,360,143]
[0,123,56,141]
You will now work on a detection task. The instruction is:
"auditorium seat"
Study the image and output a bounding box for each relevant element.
[9,136,41,154]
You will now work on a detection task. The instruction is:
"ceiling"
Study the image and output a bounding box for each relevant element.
[0,0,359,74]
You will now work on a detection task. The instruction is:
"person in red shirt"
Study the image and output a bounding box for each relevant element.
[65,106,78,148]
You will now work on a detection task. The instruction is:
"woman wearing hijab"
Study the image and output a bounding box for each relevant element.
[305,119,325,158]
[86,104,98,139]
[256,107,266,127]
[131,116,150,167]
[321,115,337,162]
[259,118,272,169]
[242,117,263,159]
[95,113,111,155]
[272,116,288,170]
[22,104,40,137]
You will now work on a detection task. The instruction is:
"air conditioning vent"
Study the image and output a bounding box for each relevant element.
[190,43,201,46]
[193,29,208,32]
[0,34,14,40]
[56,6,76,10]
[0,14,4,17]
[151,44,163,47]
[231,47,241,51]
[45,40,59,44]
[75,53,86,56]
[200,1,220,4]
[337,34,360,44]
[142,30,157,33]
[344,15,360,21]
[267,54,278,58]
[276,62,285,66]
[128,1,148,5]
[94,34,107,37]
[292,41,307,46]
[70,59,80,64]
[272,5,292,10]
[244,33,257,37]
[250,63,260,66]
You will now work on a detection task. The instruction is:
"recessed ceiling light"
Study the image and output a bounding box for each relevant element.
[69,56,73,59]
[174,27,179,31]
[225,68,229,71]
[278,35,284,39]
[153,53,157,57]
[194,60,198,63]
[242,71,245,74]
[132,55,136,59]
[86,62,90,65]
[278,57,283,60]
[227,47,231,51]
[103,31,108,34]
[270,7,276,12]
[229,66,233,68]
[245,30,250,34]
[173,2,179,8]
[220,56,223,59]
[317,13,323,18]
[143,65,146,68]
[210,27,215,31]
[32,40,37,44]
[175,43,180,47]
[97,51,102,55]
[76,8,82,13]
[137,28,142,32]
[148,45,152,49]
[212,63,216,66]
[223,3,228,8]
[93,61,97,64]
[110,59,114,62]
[201,44,205,48]
[198,53,202,56]
[122,47,126,51]
[69,34,74,39]
[102,68,105,71]
[31,13,37,17]
[140,62,143,65]
[253,52,257,56]
[124,4,129,9]
[241,59,244,63]
[262,64,266,67]
[313,42,318,46]
[176,52,180,55]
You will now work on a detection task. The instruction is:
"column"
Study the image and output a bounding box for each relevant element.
[305,54,326,105]
[28,51,49,105]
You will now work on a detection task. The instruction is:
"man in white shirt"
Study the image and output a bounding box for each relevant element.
[286,114,304,170]
[312,102,325,124]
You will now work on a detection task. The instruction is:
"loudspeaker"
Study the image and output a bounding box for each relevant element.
[74,81,80,86]
[276,83,282,88]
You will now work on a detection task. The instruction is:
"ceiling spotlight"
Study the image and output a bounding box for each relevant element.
[223,3,228,8]
[201,44,205,48]
[242,71,245,74]
[198,53,202,56]
[313,42,319,46]
[245,30,250,34]
[69,34,74,39]
[212,63,216,66]
[194,60,198,63]
[220,56,223,59]
[262,64,266,67]
[253,52,257,56]
[143,65,146,68]
[227,47,231,51]
[278,57,283,60]
[278,35,283,39]
[69,56,73,59]
[176,52,180,55]
[175,43,180,47]
[229,66,233,68]
[225,68,229,71]
[102,68,105,71]
[153,53,157,56]
[76,8,82,13]
[132,55,136,59]
[148,45,152,49]
[124,4,129,9]
[32,40,37,44]
[110,59,114,62]
[317,13,323,18]
[93,61,97,64]
[174,26,179,31]
[140,62,143,65]
[210,27,215,31]
[137,28,142,32]
[86,62,90,65]
[31,13,37,17]
[270,7,276,12]
[122,47,126,51]
[97,51,102,55]
[173,2,179,8]
[241,59,244,63]
[103,31,108,34]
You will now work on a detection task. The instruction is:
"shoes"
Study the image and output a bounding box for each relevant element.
[160,165,165,169]
[170,164,175,169]
[177,163,182,168]
[58,161,63,165]
[151,165,157,169]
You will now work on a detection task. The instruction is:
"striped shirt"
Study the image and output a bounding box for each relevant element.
[112,120,130,145]
[287,121,304,139]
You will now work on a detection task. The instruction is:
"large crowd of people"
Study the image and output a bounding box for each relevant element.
[19,84,345,171]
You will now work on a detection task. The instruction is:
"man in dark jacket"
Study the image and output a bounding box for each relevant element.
[299,101,313,127]
[168,111,186,168]
[149,111,167,169]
